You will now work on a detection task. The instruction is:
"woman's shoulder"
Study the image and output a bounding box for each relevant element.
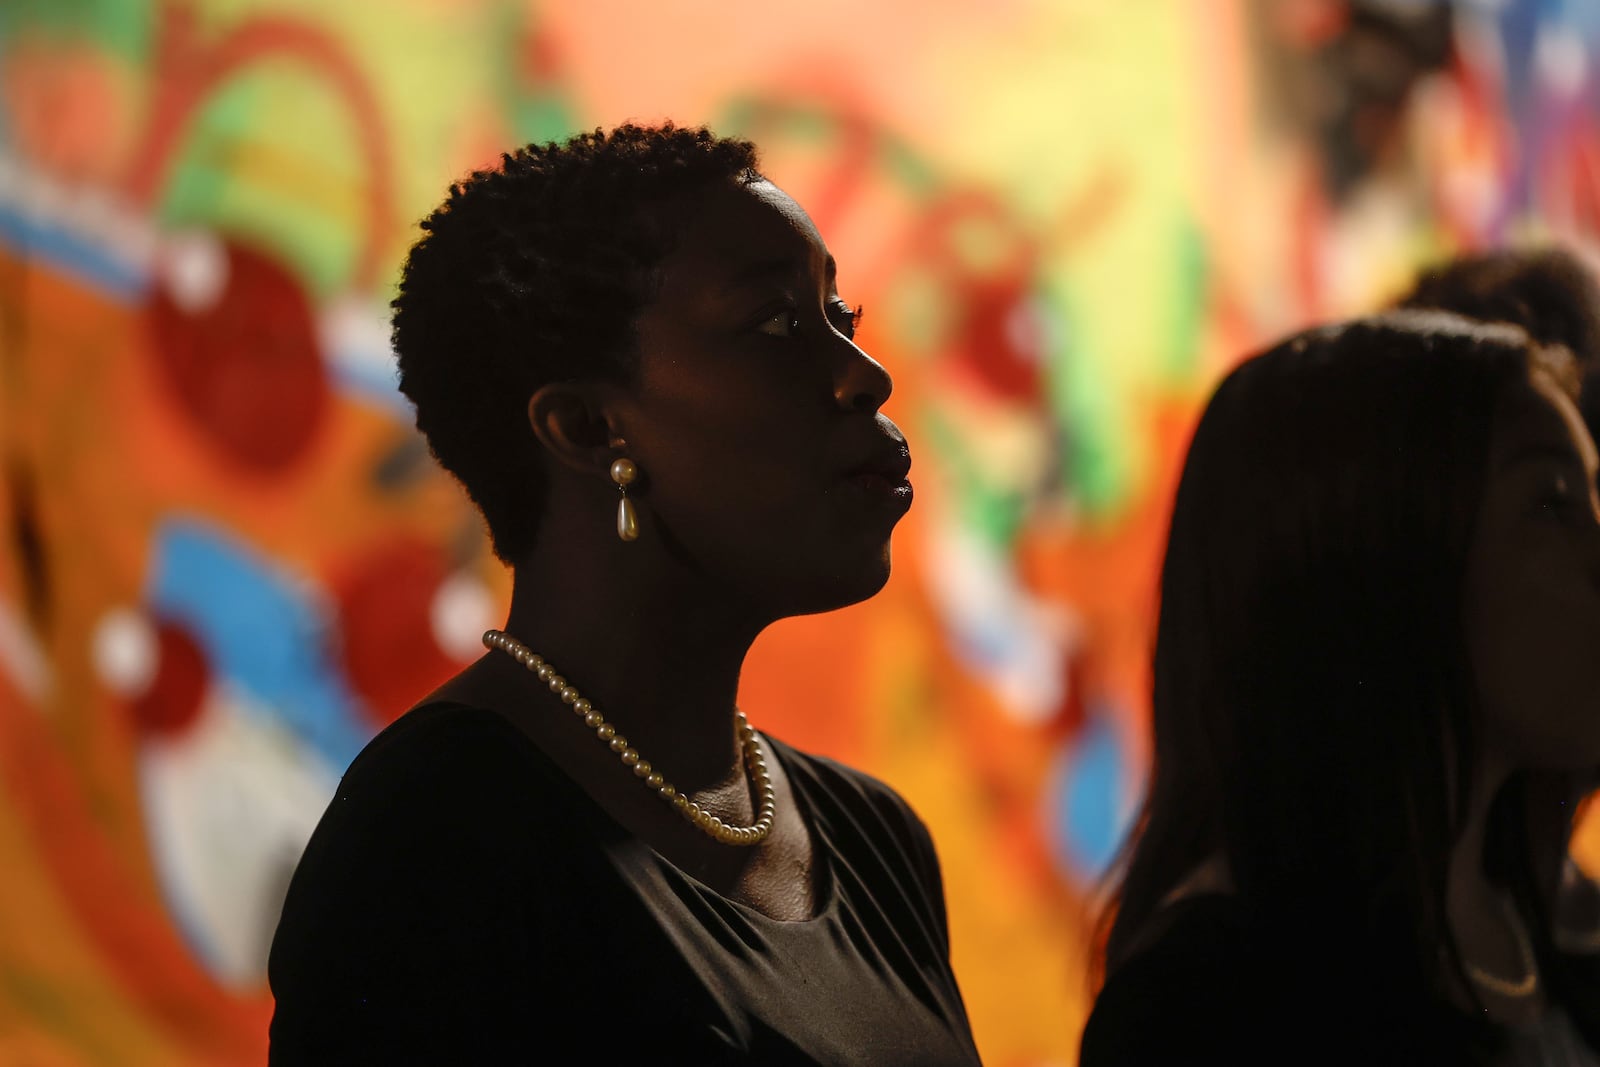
[1080,895,1288,1063]
[347,700,533,773]
[1095,893,1259,990]
[303,701,556,863]
[1082,895,1450,1065]
[332,700,559,806]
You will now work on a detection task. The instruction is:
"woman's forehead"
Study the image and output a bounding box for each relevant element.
[661,180,827,284]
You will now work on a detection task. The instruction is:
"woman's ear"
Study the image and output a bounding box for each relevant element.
[527,383,626,476]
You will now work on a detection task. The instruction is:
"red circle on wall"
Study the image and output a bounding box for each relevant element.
[130,620,210,738]
[331,538,461,728]
[144,237,329,474]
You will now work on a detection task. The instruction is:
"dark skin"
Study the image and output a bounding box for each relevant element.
[1447,360,1600,1022]
[426,178,910,922]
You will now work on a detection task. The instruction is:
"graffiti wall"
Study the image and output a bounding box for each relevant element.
[4,1,1600,1063]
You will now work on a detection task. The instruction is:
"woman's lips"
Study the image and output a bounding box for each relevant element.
[839,434,912,511]
[844,471,914,505]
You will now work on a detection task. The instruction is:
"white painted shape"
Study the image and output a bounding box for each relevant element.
[161,230,228,314]
[0,160,158,279]
[90,607,158,698]
[1537,23,1588,96]
[138,684,339,990]
[430,570,495,663]
[318,294,393,371]
[922,515,1079,725]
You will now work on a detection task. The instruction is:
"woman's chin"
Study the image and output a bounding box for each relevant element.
[784,548,895,619]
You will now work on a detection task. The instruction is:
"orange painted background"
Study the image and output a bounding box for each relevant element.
[6,2,1600,1063]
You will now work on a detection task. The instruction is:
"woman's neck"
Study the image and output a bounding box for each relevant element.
[496,565,762,792]
[1449,759,1508,922]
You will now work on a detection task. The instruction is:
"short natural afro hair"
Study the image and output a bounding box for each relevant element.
[392,124,762,562]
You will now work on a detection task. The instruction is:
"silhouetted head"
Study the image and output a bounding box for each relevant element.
[1105,312,1600,1007]
[392,124,909,624]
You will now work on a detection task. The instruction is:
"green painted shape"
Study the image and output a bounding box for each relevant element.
[0,0,149,57]
[880,137,942,198]
[510,96,578,148]
[491,1,578,148]
[921,407,1029,550]
[1161,218,1208,382]
[1042,279,1126,517]
[155,64,364,298]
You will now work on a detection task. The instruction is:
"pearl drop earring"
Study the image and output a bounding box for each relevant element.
[611,458,639,542]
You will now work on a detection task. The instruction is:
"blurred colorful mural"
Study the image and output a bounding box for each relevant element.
[6,0,1600,1063]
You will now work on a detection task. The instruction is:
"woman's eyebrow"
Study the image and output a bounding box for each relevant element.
[718,253,838,296]
[718,258,804,295]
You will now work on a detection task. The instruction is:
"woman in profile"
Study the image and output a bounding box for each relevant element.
[267,125,980,1065]
[1082,311,1600,1063]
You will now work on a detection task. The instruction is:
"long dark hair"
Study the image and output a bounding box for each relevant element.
[1098,311,1594,1039]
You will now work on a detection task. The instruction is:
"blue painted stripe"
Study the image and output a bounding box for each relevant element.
[1049,714,1138,880]
[145,517,374,771]
[0,201,148,303]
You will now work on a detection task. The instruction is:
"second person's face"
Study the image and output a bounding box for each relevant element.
[1466,361,1600,771]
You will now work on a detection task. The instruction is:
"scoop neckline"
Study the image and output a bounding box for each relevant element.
[411,700,841,926]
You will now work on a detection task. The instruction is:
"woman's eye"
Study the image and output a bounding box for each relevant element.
[755,310,800,338]
[754,302,863,341]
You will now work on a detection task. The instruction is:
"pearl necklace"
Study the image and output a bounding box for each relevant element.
[483,629,776,847]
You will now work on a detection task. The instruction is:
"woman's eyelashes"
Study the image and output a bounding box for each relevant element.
[829,300,863,340]
[752,300,863,341]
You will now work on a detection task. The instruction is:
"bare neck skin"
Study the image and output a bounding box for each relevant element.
[453,447,776,789]
[424,501,820,920]
[493,552,759,794]
[456,504,772,796]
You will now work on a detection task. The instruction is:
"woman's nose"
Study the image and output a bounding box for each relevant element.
[834,344,893,413]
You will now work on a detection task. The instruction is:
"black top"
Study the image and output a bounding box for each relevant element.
[1080,893,1600,1066]
[1081,894,1430,1065]
[268,702,981,1065]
